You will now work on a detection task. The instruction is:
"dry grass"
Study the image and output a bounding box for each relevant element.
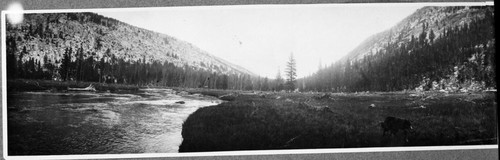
[179,91,497,152]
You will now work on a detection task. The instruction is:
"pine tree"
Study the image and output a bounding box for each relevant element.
[428,29,435,44]
[419,23,428,45]
[76,46,84,81]
[262,77,270,91]
[275,68,284,91]
[285,53,297,91]
[6,36,18,78]
[60,47,73,81]
[18,46,28,78]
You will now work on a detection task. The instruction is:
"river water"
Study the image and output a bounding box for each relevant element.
[7,89,222,155]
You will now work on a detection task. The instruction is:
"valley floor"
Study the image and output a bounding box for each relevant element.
[179,89,497,152]
[5,79,497,152]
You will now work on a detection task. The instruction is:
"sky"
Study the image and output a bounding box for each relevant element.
[96,4,422,78]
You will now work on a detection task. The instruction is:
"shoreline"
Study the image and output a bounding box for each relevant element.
[7,79,141,92]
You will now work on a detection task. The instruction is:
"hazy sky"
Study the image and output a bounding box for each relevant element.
[97,4,422,78]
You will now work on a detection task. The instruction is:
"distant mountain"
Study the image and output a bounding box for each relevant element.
[301,6,495,92]
[6,12,255,76]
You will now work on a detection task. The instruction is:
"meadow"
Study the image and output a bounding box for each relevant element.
[179,90,497,152]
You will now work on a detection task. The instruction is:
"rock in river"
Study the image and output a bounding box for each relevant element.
[175,101,186,104]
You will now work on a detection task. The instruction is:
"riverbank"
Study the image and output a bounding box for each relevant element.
[6,79,140,92]
[175,88,251,98]
[179,90,497,152]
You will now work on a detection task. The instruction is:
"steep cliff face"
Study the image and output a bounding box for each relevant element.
[6,12,254,76]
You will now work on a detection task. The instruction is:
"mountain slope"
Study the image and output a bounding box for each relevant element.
[345,6,492,61]
[300,6,495,92]
[6,12,254,76]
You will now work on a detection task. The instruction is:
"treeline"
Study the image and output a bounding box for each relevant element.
[6,44,268,90]
[300,7,495,92]
[6,38,284,91]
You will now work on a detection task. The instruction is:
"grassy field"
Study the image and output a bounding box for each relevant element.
[179,90,497,152]
[7,79,140,92]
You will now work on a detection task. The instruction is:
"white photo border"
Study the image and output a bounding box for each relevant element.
[1,1,497,159]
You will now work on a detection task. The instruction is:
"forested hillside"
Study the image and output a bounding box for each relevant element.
[300,6,495,92]
[6,12,260,89]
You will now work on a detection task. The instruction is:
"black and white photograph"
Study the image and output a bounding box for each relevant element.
[1,1,497,159]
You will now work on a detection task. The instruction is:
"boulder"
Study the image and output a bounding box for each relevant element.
[368,104,376,108]
[177,91,189,96]
[175,101,186,104]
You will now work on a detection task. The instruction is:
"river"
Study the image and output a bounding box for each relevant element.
[7,88,222,155]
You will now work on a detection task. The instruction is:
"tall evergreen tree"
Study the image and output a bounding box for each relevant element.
[60,47,73,81]
[262,77,270,91]
[275,68,284,91]
[76,46,84,81]
[6,36,18,78]
[285,53,297,91]
[428,29,436,44]
[18,46,28,78]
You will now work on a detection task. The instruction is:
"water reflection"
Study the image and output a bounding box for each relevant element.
[7,89,222,155]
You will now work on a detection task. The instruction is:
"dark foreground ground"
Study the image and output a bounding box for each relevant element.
[179,89,497,152]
